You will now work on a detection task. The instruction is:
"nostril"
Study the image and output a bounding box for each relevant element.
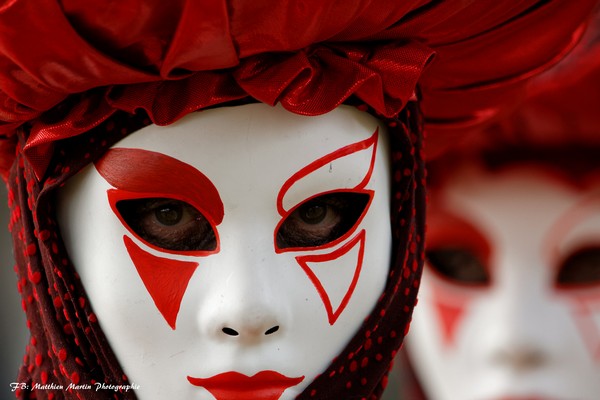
[222,327,239,336]
[264,325,279,335]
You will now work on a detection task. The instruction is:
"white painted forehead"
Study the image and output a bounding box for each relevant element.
[108,103,387,211]
[113,103,381,163]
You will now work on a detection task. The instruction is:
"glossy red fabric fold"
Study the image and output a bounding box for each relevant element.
[426,14,600,161]
[1,0,597,180]
[417,0,598,157]
[0,0,423,128]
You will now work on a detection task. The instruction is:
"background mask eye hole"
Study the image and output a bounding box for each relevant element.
[276,192,370,250]
[116,198,217,252]
[556,246,600,287]
[426,248,490,286]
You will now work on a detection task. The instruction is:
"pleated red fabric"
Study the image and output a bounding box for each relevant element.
[1,0,595,179]
[0,1,597,399]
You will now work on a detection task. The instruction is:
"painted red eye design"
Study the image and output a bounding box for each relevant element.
[115,197,217,252]
[276,192,370,250]
[556,246,600,287]
[426,248,490,286]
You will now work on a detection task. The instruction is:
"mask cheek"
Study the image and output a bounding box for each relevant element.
[123,236,199,330]
[426,276,483,348]
[295,230,366,325]
[561,293,600,362]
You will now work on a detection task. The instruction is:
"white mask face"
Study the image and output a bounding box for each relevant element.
[56,104,392,400]
[407,164,600,400]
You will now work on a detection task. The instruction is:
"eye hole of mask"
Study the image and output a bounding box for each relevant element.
[116,198,217,252]
[276,192,370,250]
[556,246,600,287]
[426,248,490,286]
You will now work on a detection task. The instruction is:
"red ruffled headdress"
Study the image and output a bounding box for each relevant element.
[0,1,596,399]
[426,9,600,178]
[1,0,594,179]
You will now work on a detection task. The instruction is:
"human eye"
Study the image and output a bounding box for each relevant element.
[426,247,490,286]
[555,246,600,287]
[115,198,217,252]
[276,192,370,250]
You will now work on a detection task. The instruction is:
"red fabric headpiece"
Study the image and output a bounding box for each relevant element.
[0,0,595,180]
[489,22,600,148]
[427,12,600,164]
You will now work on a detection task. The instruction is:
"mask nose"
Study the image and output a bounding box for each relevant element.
[201,289,288,344]
[219,309,282,340]
[480,283,559,373]
[489,338,549,372]
[195,242,291,344]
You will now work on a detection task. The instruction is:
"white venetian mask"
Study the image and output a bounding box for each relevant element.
[407,164,600,400]
[56,103,392,400]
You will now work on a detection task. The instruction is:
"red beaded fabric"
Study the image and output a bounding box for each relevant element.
[0,1,596,399]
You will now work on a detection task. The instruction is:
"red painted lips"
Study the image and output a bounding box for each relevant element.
[187,370,305,400]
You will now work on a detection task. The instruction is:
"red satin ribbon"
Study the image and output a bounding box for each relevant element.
[18,42,433,179]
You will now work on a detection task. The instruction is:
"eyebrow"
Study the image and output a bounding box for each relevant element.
[94,148,224,225]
